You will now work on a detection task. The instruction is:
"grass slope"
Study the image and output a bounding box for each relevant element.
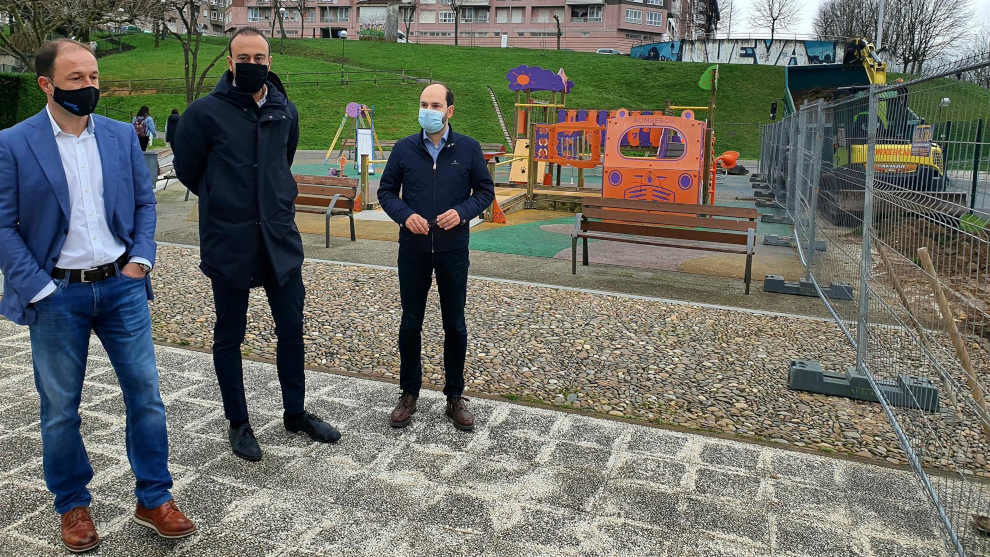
[97,34,785,157]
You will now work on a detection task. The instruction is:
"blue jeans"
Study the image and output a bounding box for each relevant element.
[28,274,173,514]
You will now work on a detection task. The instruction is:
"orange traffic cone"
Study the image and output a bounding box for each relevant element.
[353,193,363,212]
[491,199,507,224]
[543,172,553,186]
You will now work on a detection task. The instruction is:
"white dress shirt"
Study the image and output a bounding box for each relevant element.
[31,108,151,303]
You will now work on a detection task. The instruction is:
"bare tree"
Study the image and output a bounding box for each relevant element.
[721,0,737,38]
[0,0,65,71]
[166,0,226,104]
[0,0,159,71]
[814,0,972,73]
[694,0,720,39]
[970,25,990,88]
[447,0,460,46]
[294,0,307,40]
[748,0,800,43]
[400,0,418,44]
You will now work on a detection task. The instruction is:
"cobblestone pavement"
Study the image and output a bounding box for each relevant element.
[0,318,949,556]
[145,245,990,474]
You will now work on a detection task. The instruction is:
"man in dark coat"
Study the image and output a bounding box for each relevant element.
[378,83,495,432]
[173,27,340,462]
[165,108,179,147]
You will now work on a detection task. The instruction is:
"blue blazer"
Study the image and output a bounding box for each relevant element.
[0,109,157,325]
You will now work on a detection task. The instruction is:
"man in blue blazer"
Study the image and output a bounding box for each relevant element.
[0,40,194,552]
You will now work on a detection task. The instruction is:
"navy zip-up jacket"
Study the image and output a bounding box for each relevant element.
[378,126,495,253]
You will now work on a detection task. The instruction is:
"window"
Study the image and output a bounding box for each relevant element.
[248,7,262,21]
[646,11,662,26]
[439,11,456,23]
[320,6,349,22]
[306,8,316,22]
[420,0,436,4]
[625,9,642,24]
[495,7,509,23]
[461,7,489,23]
[647,0,663,5]
[570,5,602,23]
[533,8,562,23]
[511,8,524,23]
[420,10,436,23]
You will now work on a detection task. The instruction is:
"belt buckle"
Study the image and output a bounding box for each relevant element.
[79,266,103,283]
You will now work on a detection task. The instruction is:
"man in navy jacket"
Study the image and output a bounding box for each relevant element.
[378,83,495,431]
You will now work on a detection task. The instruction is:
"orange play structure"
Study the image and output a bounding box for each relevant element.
[534,107,735,206]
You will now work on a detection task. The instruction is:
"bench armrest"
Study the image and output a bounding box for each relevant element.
[326,193,343,216]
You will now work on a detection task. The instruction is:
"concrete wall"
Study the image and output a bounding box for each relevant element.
[631,38,841,66]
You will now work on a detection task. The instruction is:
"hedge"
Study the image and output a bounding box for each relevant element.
[0,72,47,130]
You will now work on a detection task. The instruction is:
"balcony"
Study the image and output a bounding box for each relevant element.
[565,0,604,4]
[570,16,603,23]
[320,17,349,23]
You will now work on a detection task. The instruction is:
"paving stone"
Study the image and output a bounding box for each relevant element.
[775,520,863,556]
[612,454,687,488]
[421,490,496,533]
[594,481,681,526]
[681,495,771,545]
[694,467,763,501]
[0,483,52,526]
[700,442,762,470]
[547,441,611,470]
[523,466,608,512]
[556,419,621,449]
[626,427,689,458]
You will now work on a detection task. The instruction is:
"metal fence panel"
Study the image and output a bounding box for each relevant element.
[764,53,990,556]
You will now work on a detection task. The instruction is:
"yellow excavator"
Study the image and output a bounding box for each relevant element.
[779,38,961,224]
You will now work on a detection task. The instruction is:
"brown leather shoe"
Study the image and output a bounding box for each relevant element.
[390,393,418,428]
[61,506,100,553]
[446,397,475,432]
[133,499,196,539]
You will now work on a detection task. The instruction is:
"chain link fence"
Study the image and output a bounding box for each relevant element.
[761,53,990,556]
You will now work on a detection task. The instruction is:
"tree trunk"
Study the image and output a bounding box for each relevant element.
[384,2,400,42]
[454,10,459,46]
[154,21,160,48]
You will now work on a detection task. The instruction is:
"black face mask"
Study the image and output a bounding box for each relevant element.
[53,86,100,117]
[233,63,269,94]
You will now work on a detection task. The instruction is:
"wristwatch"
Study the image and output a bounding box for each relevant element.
[136,263,151,274]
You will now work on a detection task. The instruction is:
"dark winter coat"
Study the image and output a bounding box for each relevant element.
[172,70,302,289]
[377,126,495,253]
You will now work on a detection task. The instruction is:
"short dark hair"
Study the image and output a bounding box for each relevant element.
[35,39,94,78]
[228,27,269,57]
[439,83,454,107]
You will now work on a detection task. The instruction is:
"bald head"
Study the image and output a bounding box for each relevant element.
[420,83,454,110]
[35,39,96,79]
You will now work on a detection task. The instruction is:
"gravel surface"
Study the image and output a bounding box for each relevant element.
[148,245,990,475]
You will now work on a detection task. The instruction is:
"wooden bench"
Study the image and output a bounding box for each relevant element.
[572,198,759,294]
[293,174,359,248]
[338,139,506,153]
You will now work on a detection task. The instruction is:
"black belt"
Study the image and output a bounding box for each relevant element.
[52,254,129,283]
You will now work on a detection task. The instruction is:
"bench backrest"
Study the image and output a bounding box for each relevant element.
[293,174,359,209]
[580,197,757,246]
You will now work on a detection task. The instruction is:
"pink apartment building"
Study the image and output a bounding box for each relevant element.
[222,0,683,54]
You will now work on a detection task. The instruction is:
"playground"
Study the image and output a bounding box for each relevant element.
[209,62,809,291]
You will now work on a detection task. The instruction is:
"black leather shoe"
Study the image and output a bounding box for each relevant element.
[228,423,262,462]
[284,411,341,443]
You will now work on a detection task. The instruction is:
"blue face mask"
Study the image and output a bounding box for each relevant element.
[418,108,446,134]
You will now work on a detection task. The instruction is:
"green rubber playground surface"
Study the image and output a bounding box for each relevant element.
[469,217,583,258]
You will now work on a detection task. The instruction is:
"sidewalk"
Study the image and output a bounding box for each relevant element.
[0,319,946,556]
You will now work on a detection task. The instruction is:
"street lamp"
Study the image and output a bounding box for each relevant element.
[937,97,951,141]
[279,6,286,54]
[339,29,347,61]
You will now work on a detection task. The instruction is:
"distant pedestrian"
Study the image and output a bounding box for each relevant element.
[165,108,180,148]
[132,105,157,151]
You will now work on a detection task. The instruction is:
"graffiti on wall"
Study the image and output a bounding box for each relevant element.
[631,39,840,66]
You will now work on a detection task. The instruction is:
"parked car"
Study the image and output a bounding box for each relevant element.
[396,30,408,43]
[595,48,623,55]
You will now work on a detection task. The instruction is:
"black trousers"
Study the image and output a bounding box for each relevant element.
[210,265,306,424]
[397,247,469,399]
[138,135,149,151]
